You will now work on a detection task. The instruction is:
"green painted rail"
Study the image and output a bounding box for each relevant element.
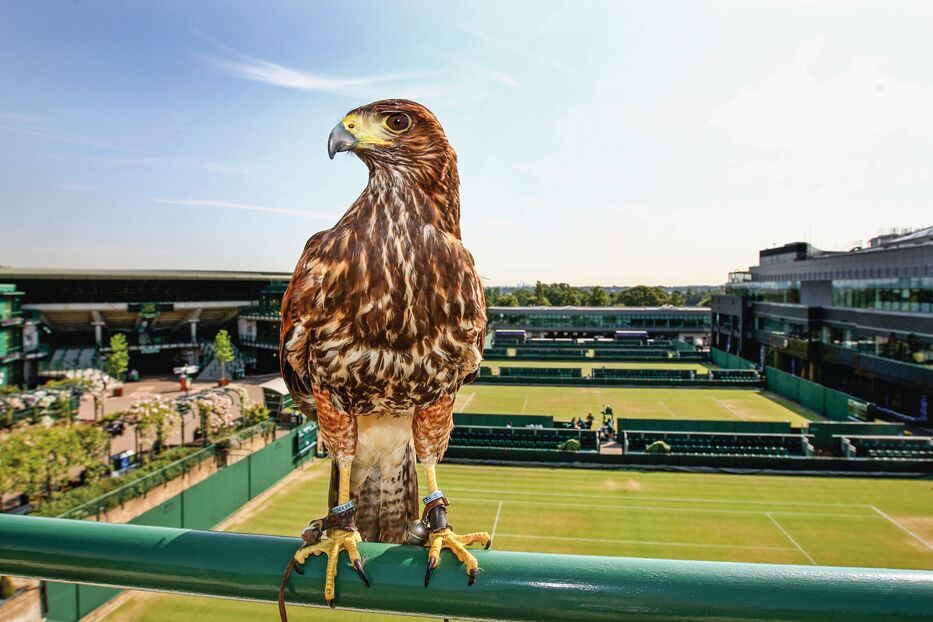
[1,515,932,621]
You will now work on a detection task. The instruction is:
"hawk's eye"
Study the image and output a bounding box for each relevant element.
[385,113,411,133]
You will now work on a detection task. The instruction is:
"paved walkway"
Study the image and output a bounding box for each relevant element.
[77,374,275,456]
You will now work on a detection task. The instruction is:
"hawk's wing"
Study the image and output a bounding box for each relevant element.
[279,231,327,420]
[462,274,486,385]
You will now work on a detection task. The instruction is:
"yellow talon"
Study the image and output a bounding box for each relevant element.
[293,529,367,605]
[424,528,491,587]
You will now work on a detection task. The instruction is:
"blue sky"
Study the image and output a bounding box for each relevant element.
[2,1,932,285]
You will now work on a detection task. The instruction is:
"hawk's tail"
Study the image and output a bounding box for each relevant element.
[328,414,419,543]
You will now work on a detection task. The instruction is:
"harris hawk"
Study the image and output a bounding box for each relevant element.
[278,99,489,610]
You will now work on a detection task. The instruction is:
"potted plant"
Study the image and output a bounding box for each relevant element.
[213,329,235,387]
[105,334,130,396]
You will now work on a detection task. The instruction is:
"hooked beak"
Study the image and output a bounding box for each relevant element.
[328,123,357,159]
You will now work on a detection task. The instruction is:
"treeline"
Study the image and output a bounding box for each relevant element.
[485,283,715,308]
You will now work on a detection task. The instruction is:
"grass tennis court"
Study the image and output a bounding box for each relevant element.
[103,460,933,622]
[481,359,711,374]
[454,385,820,425]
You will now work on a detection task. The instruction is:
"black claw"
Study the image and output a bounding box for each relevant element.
[327,599,336,609]
[424,557,438,588]
[293,562,304,575]
[468,568,477,586]
[485,539,492,550]
[353,560,370,588]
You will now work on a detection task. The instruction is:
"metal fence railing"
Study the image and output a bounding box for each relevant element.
[2,514,931,622]
[55,446,217,520]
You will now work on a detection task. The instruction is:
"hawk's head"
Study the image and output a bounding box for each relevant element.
[327,99,453,172]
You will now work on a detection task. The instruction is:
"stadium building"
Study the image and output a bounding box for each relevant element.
[487,306,711,344]
[711,227,933,421]
[0,268,290,383]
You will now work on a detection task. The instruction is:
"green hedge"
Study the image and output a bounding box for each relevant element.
[35,446,211,518]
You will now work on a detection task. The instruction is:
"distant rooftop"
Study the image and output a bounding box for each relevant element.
[0,267,291,281]
[489,306,710,312]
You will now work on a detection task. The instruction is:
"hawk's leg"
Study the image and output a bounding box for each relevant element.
[292,389,368,607]
[414,396,491,587]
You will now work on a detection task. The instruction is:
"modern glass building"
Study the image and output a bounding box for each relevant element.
[0,268,288,382]
[712,228,933,421]
[238,282,288,373]
[487,306,711,344]
[0,284,25,386]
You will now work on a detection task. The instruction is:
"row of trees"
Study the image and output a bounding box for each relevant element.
[0,386,265,509]
[0,424,110,502]
[123,385,254,455]
[485,283,715,308]
[104,329,237,385]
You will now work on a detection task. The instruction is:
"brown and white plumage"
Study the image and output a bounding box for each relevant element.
[280,100,485,544]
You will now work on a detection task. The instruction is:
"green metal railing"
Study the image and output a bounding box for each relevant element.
[54,446,217,520]
[1,515,931,621]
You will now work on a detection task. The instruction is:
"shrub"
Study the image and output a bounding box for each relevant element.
[558,438,581,452]
[32,446,207,518]
[239,404,271,428]
[0,575,14,599]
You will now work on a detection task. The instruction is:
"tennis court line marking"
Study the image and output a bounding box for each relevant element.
[871,506,933,550]
[521,395,528,414]
[490,500,503,542]
[657,399,678,419]
[496,532,797,552]
[453,496,879,519]
[456,393,476,413]
[713,397,749,421]
[446,487,874,509]
[766,512,816,565]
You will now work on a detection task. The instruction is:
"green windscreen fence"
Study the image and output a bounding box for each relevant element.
[620,418,792,434]
[711,348,757,370]
[43,423,316,622]
[183,458,250,530]
[764,367,868,422]
[454,413,555,428]
[807,421,905,449]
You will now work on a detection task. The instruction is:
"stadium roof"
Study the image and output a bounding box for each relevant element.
[488,306,710,312]
[0,267,291,281]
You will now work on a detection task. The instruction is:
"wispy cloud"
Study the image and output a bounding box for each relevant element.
[198,38,439,98]
[0,112,118,149]
[153,198,336,220]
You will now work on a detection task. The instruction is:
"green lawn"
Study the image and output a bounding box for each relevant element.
[454,385,820,425]
[482,360,711,374]
[103,460,933,622]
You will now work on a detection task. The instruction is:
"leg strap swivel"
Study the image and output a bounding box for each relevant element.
[421,491,450,532]
[300,501,358,546]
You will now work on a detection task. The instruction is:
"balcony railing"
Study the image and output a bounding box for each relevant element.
[0,515,931,621]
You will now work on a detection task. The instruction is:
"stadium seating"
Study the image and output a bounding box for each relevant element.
[513,348,587,358]
[592,350,671,360]
[674,351,708,361]
[623,431,812,457]
[483,347,510,357]
[837,435,933,460]
[592,368,693,380]
[46,347,99,373]
[620,419,793,434]
[708,369,762,382]
[450,425,599,451]
[499,367,582,379]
